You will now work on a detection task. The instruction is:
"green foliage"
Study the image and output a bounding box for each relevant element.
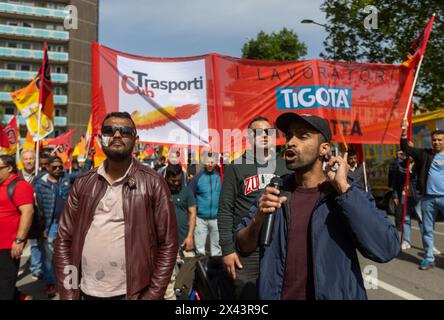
[321,0,444,111]
[241,28,307,61]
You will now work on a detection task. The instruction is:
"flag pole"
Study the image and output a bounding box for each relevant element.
[35,105,41,176]
[16,142,20,165]
[403,54,425,120]
[362,158,369,193]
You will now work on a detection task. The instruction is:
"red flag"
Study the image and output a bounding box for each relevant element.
[43,129,76,164]
[402,14,435,68]
[39,41,54,121]
[0,117,19,153]
[0,123,9,149]
[42,129,75,148]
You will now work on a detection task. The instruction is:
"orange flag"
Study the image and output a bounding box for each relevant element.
[93,136,107,168]
[10,41,54,140]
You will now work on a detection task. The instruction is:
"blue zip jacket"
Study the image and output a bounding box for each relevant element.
[34,172,71,232]
[189,170,221,219]
[236,174,400,300]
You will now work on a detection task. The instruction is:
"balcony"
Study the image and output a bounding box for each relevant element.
[0,47,68,62]
[0,24,69,41]
[0,3,69,20]
[3,114,67,127]
[0,69,68,83]
[0,92,67,105]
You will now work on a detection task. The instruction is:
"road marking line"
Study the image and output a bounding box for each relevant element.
[411,226,444,236]
[365,276,423,300]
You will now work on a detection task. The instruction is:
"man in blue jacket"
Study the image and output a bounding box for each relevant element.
[189,153,221,256]
[236,113,400,300]
[34,155,71,298]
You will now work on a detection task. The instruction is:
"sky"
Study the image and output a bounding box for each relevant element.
[99,0,328,59]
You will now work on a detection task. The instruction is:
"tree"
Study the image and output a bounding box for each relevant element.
[321,0,444,111]
[241,28,307,61]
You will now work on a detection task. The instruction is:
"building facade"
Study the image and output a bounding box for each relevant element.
[0,0,98,143]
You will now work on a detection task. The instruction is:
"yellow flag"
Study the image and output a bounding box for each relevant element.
[72,136,86,159]
[10,77,53,140]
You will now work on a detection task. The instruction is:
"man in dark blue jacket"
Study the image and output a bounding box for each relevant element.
[34,156,71,298]
[236,113,399,300]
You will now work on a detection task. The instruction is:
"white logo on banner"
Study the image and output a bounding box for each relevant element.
[118,57,209,146]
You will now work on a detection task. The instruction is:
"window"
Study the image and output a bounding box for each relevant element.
[23,22,33,28]
[56,25,64,31]
[21,65,31,71]
[7,41,18,48]
[55,108,61,117]
[54,87,64,95]
[46,25,54,30]
[6,21,19,26]
[6,63,17,70]
[21,42,31,49]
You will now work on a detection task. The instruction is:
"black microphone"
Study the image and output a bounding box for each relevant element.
[261,176,283,247]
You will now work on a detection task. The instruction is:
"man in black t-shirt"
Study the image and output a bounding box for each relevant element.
[217,116,290,299]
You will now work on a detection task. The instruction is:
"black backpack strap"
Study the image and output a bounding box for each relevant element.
[7,178,22,208]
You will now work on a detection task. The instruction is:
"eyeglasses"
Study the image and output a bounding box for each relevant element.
[102,126,136,138]
[50,165,64,170]
[252,128,274,136]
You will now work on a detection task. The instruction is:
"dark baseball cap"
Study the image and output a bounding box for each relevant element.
[275,112,332,142]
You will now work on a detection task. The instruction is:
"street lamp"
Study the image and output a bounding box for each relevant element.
[301,19,336,60]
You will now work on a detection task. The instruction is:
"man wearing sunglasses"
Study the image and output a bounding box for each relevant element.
[55,111,178,300]
[34,155,71,299]
[217,116,290,299]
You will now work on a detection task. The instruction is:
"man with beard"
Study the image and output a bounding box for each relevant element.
[55,112,178,300]
[163,164,196,300]
[400,119,444,270]
[218,116,289,299]
[34,155,71,298]
[236,113,399,300]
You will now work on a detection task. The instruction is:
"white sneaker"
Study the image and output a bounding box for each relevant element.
[433,247,442,255]
[401,241,411,250]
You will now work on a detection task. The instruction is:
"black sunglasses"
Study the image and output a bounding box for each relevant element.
[102,126,136,138]
[50,165,64,170]
[252,128,274,136]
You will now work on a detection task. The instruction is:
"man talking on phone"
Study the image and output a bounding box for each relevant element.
[236,113,400,300]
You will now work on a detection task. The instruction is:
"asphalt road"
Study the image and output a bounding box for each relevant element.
[362,219,444,300]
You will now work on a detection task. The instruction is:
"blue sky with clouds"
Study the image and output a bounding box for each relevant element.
[99,0,328,59]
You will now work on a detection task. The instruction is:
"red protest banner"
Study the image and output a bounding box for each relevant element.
[92,43,415,151]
